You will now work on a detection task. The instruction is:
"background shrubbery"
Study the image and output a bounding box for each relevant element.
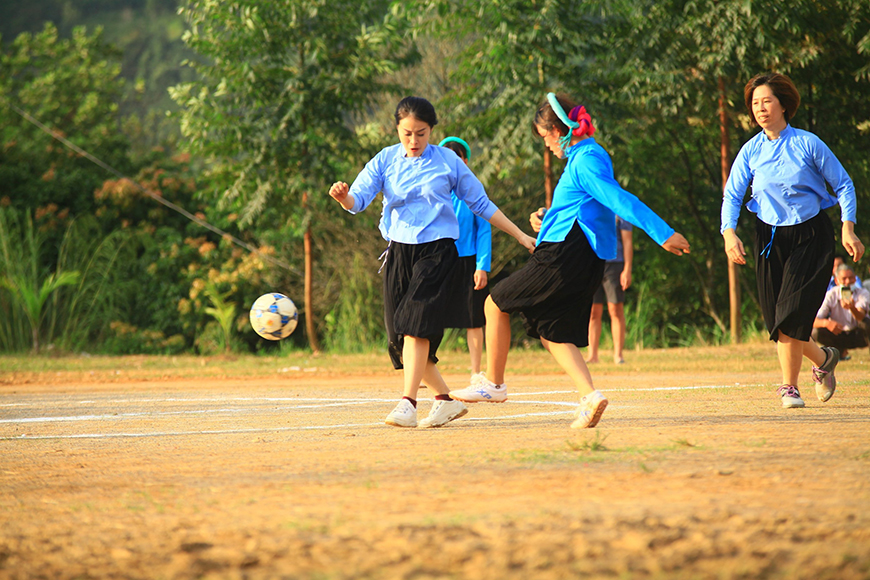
[1,0,868,355]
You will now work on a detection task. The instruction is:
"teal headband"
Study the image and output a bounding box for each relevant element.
[438,136,471,159]
[546,92,579,152]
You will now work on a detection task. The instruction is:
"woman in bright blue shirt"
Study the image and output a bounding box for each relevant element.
[439,137,492,379]
[329,96,536,430]
[720,72,864,409]
[450,93,690,429]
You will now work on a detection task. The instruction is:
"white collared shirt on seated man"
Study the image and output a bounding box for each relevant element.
[816,278,870,331]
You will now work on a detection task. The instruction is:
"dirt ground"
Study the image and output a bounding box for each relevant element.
[1,346,869,580]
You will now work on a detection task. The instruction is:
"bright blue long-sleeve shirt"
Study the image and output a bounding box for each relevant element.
[347,143,498,244]
[452,193,491,271]
[720,125,857,233]
[537,138,675,260]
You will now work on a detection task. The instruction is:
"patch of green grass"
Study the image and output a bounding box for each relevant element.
[566,430,609,452]
[281,519,329,534]
[742,438,768,448]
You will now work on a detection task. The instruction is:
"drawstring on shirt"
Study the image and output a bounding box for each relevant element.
[377,241,392,274]
[760,226,776,259]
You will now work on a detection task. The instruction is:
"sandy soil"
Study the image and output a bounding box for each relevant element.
[1,352,869,580]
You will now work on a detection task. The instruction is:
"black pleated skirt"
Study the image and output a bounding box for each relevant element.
[755,212,835,342]
[490,222,605,347]
[444,256,487,329]
[382,238,458,369]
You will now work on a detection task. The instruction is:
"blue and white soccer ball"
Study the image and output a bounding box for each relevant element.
[249,292,298,340]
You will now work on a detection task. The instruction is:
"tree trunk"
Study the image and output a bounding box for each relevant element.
[720,76,740,344]
[302,192,321,354]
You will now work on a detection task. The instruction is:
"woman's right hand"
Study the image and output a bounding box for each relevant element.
[518,233,537,253]
[329,181,349,203]
[723,229,746,265]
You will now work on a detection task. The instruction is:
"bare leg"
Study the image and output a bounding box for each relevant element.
[541,338,595,396]
[802,335,827,367]
[608,302,626,363]
[484,296,510,384]
[587,303,603,363]
[402,336,430,400]
[420,359,450,396]
[467,327,484,375]
[777,331,825,385]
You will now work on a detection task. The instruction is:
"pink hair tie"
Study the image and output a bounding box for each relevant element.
[568,106,595,137]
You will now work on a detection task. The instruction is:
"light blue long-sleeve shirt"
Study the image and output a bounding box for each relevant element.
[347,143,498,244]
[452,193,492,271]
[537,138,675,260]
[720,125,857,233]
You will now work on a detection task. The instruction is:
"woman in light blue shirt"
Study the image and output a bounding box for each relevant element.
[450,93,690,429]
[720,72,864,409]
[329,97,536,429]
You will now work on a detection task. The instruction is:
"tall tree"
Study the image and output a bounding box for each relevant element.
[170,1,416,352]
[0,23,130,212]
[610,0,870,341]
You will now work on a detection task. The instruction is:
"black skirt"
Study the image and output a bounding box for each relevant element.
[444,256,488,329]
[382,238,458,369]
[490,222,605,347]
[755,212,834,342]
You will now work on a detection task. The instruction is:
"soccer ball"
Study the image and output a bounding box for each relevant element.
[249,292,298,340]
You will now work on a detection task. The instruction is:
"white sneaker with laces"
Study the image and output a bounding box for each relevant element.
[777,384,805,409]
[570,390,608,429]
[385,399,417,428]
[418,399,468,428]
[449,374,507,403]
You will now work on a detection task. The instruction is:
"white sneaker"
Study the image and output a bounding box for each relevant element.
[385,399,417,428]
[449,374,507,403]
[570,390,608,429]
[777,385,805,409]
[418,399,468,428]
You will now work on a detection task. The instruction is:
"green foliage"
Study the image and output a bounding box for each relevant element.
[321,252,386,353]
[0,209,131,353]
[2,0,869,353]
[0,22,132,274]
[170,0,415,225]
[203,281,236,354]
[169,0,418,349]
[1,271,80,353]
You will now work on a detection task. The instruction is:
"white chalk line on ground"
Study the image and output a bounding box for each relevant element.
[0,384,756,440]
[1,410,577,440]
[0,383,757,409]
[0,400,579,428]
[0,384,747,424]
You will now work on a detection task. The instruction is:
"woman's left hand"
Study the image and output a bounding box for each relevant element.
[473,270,488,290]
[842,221,864,262]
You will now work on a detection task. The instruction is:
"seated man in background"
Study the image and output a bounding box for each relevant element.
[827,255,863,291]
[813,264,870,360]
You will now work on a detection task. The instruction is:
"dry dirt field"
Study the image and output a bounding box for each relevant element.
[1,343,869,580]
